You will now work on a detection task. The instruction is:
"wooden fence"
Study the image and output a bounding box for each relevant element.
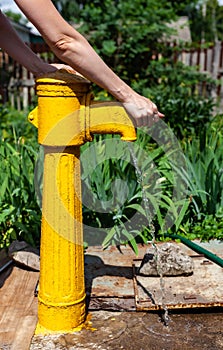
[0,43,58,110]
[171,41,223,101]
[1,41,223,110]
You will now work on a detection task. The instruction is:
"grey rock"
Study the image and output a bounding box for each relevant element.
[8,240,40,271]
[138,242,194,276]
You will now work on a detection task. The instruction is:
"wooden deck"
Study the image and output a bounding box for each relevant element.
[0,254,39,350]
[0,241,222,349]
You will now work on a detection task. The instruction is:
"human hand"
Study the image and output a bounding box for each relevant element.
[49,63,76,74]
[35,63,76,79]
[122,92,164,128]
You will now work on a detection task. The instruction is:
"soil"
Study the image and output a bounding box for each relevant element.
[30,308,223,350]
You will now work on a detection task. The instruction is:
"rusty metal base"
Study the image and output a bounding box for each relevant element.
[133,255,223,311]
[86,243,223,312]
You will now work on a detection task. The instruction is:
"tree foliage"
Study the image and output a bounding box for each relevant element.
[4,10,28,25]
[52,0,180,84]
[77,0,177,82]
[185,0,223,42]
[51,0,216,139]
[52,0,81,22]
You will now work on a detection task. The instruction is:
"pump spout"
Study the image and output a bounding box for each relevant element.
[86,101,136,142]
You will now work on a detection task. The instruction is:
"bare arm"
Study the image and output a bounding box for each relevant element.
[0,11,56,77]
[13,0,163,126]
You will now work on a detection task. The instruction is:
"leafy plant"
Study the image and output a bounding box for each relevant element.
[81,128,189,254]
[0,106,40,248]
[132,59,216,140]
[77,0,177,84]
[179,209,223,242]
[173,116,223,238]
[0,104,37,143]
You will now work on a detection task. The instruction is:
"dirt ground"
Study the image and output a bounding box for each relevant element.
[30,308,223,350]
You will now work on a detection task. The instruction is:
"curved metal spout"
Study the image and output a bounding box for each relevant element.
[85,101,137,142]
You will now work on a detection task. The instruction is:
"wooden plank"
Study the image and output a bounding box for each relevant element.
[11,316,37,350]
[0,266,39,349]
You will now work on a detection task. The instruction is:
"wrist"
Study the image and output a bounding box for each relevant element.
[109,83,135,103]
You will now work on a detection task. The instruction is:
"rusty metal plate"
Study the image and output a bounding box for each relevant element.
[85,247,136,311]
[86,243,223,311]
[88,296,136,311]
[133,254,223,311]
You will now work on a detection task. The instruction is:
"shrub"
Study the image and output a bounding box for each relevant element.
[0,106,40,248]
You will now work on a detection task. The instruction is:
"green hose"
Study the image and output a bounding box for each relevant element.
[164,233,223,268]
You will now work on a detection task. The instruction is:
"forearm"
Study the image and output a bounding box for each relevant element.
[0,11,55,76]
[14,0,133,102]
[14,0,163,125]
[52,34,133,102]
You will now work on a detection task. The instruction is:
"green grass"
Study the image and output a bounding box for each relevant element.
[0,105,222,251]
[0,106,40,248]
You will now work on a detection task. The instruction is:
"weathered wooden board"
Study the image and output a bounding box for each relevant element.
[0,264,39,350]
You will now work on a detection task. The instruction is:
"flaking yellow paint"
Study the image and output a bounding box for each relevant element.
[28,69,136,333]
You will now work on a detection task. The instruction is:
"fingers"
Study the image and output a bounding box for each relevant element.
[151,102,165,119]
[123,99,164,128]
[50,63,76,74]
[137,101,164,128]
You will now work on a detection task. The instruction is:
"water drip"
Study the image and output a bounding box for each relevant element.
[128,142,170,326]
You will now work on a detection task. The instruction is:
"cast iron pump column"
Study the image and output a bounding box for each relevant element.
[28,69,136,333]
